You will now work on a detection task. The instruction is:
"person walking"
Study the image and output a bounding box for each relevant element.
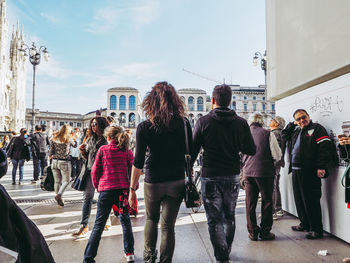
[269,116,286,220]
[282,109,331,239]
[49,125,77,206]
[6,128,30,185]
[30,125,50,184]
[70,128,82,178]
[191,84,256,263]
[242,112,281,242]
[83,126,135,263]
[72,117,109,237]
[129,81,192,263]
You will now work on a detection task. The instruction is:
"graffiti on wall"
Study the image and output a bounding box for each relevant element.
[309,95,343,117]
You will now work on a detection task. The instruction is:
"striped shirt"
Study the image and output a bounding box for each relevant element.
[91,140,133,192]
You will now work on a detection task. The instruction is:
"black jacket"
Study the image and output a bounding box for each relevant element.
[30,132,49,158]
[191,107,256,177]
[282,121,331,174]
[7,136,30,161]
[0,185,55,263]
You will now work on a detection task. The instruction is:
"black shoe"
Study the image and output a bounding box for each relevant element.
[305,231,323,239]
[12,182,16,185]
[259,232,276,241]
[248,233,258,241]
[291,225,309,232]
[143,249,157,263]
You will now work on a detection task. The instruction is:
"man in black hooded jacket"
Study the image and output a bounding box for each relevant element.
[191,84,256,263]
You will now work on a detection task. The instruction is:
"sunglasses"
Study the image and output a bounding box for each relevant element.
[91,122,98,127]
[295,115,308,122]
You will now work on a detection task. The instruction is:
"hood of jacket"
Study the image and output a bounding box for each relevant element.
[209,107,237,122]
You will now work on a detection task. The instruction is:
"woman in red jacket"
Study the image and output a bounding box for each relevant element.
[83,126,135,263]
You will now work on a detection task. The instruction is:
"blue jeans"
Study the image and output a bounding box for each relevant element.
[83,189,134,263]
[11,159,25,183]
[33,154,47,180]
[81,173,95,226]
[201,175,240,261]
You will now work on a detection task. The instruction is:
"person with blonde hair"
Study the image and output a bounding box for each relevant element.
[83,125,135,262]
[49,125,77,206]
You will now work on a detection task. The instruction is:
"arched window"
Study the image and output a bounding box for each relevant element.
[262,104,266,111]
[244,96,247,100]
[110,95,117,110]
[129,113,136,127]
[197,97,204,111]
[253,96,256,100]
[244,103,247,111]
[129,95,136,110]
[110,112,116,117]
[188,96,194,111]
[253,103,257,111]
[232,101,236,111]
[118,113,126,127]
[262,96,265,101]
[119,95,126,110]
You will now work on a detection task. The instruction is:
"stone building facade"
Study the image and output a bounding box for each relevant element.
[107,87,142,129]
[230,85,275,123]
[0,0,27,132]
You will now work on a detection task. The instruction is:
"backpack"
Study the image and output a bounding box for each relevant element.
[40,166,54,191]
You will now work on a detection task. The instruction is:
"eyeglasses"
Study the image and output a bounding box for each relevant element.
[295,115,308,122]
[91,122,98,127]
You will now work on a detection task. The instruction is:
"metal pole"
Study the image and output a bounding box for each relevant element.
[31,64,36,134]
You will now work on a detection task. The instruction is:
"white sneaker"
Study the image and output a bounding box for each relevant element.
[276,210,284,217]
[124,253,135,262]
[273,213,278,220]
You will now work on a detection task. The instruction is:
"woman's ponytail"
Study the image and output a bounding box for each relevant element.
[117,131,129,151]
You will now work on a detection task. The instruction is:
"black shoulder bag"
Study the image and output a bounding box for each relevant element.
[183,119,201,208]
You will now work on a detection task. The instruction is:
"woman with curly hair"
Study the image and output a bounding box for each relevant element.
[129,81,192,263]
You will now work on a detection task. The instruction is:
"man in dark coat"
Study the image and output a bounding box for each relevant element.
[242,112,282,241]
[282,109,331,239]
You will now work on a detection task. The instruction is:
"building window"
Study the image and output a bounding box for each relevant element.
[129,95,136,110]
[197,97,204,111]
[52,121,56,126]
[188,96,194,111]
[69,122,73,126]
[129,113,136,127]
[77,123,82,127]
[253,104,257,111]
[272,104,275,111]
[60,122,64,126]
[110,112,116,117]
[262,97,265,101]
[180,96,185,103]
[253,96,256,100]
[232,101,236,111]
[233,96,236,100]
[110,95,117,110]
[40,120,46,125]
[244,96,247,100]
[119,95,126,110]
[262,104,266,111]
[244,104,247,111]
[118,113,126,127]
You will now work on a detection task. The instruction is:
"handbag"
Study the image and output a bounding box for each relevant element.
[72,160,89,191]
[183,119,201,208]
[40,165,54,191]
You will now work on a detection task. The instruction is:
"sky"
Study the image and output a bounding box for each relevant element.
[6,0,266,114]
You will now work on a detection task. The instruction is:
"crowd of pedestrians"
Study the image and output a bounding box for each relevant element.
[0,81,343,263]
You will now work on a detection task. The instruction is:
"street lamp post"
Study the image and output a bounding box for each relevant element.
[253,50,267,113]
[19,42,49,133]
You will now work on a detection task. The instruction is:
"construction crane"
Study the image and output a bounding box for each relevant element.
[182,68,222,84]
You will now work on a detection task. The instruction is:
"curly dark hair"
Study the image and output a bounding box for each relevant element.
[142,81,185,131]
[89,117,109,139]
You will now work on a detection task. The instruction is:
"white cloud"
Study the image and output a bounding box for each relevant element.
[85,0,159,34]
[85,7,121,34]
[40,12,60,24]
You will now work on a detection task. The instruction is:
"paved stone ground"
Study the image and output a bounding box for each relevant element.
[1,161,350,263]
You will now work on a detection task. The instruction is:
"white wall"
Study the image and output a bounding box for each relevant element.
[278,73,350,243]
[266,0,350,100]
